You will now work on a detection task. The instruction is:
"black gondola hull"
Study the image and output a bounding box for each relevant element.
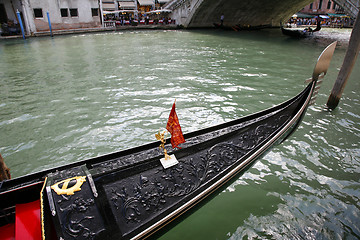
[281,27,312,38]
[0,80,315,240]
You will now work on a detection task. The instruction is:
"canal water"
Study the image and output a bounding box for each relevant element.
[0,29,359,239]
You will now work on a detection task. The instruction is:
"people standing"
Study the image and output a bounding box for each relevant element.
[220,14,224,26]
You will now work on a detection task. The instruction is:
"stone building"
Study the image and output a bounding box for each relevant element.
[0,0,101,35]
[300,0,344,15]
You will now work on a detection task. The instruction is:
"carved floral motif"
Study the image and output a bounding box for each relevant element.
[58,196,97,239]
[109,113,290,226]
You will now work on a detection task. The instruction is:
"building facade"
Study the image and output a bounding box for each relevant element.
[0,0,171,36]
[300,0,345,15]
[102,0,171,23]
[293,0,353,28]
[0,0,101,35]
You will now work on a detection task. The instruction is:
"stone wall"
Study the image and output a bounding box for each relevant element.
[32,0,101,31]
[28,0,101,32]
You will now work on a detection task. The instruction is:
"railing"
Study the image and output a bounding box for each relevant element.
[163,0,202,26]
[104,21,115,28]
[163,0,191,11]
[333,0,359,18]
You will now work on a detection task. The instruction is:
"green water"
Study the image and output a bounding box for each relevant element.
[0,29,359,239]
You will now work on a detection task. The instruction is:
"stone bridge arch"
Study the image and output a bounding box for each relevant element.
[165,0,353,28]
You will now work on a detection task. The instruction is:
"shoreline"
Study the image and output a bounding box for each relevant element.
[283,26,352,48]
[0,24,180,40]
[1,26,353,49]
[309,27,352,48]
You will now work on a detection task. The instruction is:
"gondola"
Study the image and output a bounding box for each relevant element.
[281,26,312,38]
[0,42,337,240]
[281,20,321,38]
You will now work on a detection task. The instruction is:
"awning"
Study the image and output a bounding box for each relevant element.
[319,15,330,19]
[138,0,154,6]
[328,13,348,17]
[294,12,315,18]
[119,1,136,9]
[102,3,115,10]
[145,9,171,14]
[158,0,170,3]
[103,10,138,14]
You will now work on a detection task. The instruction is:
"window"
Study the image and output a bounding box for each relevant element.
[319,0,323,9]
[327,1,332,9]
[60,8,68,17]
[33,8,43,18]
[333,3,336,9]
[0,4,8,23]
[91,8,99,16]
[69,8,78,17]
[309,3,313,9]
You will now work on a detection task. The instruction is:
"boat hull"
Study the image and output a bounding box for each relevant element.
[1,81,314,240]
[281,27,311,38]
[0,39,340,240]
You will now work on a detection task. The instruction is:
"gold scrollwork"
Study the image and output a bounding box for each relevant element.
[155,130,171,160]
[51,176,86,195]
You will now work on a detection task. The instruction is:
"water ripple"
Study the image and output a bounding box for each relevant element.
[0,29,359,240]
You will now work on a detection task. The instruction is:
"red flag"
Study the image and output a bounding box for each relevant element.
[166,102,185,149]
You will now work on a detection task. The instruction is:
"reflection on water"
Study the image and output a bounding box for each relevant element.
[0,29,359,239]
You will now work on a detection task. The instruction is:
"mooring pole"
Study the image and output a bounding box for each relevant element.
[0,153,11,181]
[327,13,360,110]
[47,11,53,37]
[16,9,26,40]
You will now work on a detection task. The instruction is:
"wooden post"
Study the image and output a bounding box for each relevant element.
[0,153,11,181]
[327,13,360,110]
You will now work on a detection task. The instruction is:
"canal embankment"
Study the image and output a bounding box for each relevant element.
[303,27,353,48]
[0,25,354,50]
[0,24,180,39]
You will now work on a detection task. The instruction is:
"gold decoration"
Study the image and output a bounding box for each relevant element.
[51,176,86,195]
[40,177,47,240]
[155,130,170,160]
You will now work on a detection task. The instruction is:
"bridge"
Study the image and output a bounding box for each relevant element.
[335,0,360,18]
[164,0,359,28]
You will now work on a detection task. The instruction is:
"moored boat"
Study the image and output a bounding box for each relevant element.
[281,19,321,38]
[0,42,337,240]
[281,26,311,38]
